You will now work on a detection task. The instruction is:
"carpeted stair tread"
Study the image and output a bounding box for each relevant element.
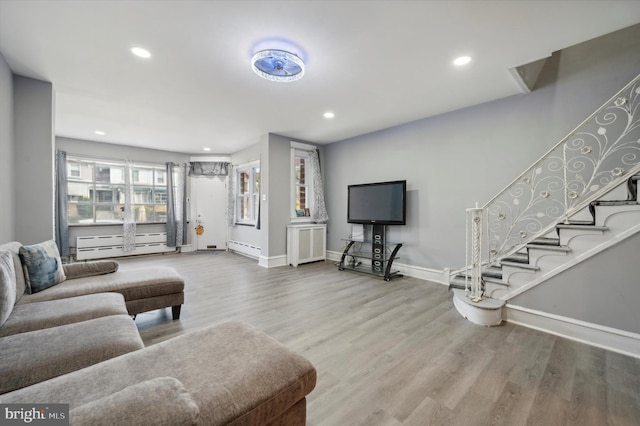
[565,220,594,226]
[526,243,571,252]
[531,237,560,246]
[500,260,539,271]
[556,223,608,231]
[591,200,639,206]
[482,267,502,279]
[502,253,529,263]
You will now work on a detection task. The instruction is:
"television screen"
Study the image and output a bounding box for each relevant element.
[347,180,406,225]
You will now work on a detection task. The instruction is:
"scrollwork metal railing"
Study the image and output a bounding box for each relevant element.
[482,73,640,266]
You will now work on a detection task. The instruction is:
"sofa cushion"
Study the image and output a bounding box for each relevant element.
[0,250,16,327]
[0,242,27,303]
[0,322,317,425]
[62,260,119,280]
[19,240,66,294]
[70,377,200,426]
[17,267,184,305]
[0,293,128,337]
[0,315,144,394]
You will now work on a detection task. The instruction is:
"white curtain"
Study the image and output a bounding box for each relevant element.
[309,149,329,223]
[123,160,136,251]
[226,164,236,226]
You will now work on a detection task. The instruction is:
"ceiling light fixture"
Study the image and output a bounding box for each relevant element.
[203,147,211,151]
[131,47,151,59]
[323,112,335,119]
[453,56,472,66]
[251,49,305,82]
[94,130,105,135]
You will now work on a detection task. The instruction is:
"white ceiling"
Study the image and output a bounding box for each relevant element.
[1,0,639,155]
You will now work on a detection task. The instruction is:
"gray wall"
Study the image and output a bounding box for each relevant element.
[266,133,295,259]
[324,24,640,271]
[511,232,640,335]
[13,75,55,245]
[229,136,264,249]
[228,133,323,261]
[57,137,191,165]
[0,53,14,243]
[56,136,191,249]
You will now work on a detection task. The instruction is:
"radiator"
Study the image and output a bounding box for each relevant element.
[76,232,176,260]
[227,240,261,259]
[286,224,326,266]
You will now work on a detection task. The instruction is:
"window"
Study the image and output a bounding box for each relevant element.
[68,163,80,178]
[291,147,314,220]
[235,161,260,225]
[66,157,167,225]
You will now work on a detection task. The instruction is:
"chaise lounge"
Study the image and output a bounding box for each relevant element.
[0,241,185,319]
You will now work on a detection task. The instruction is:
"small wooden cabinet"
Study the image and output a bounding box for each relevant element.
[287,224,326,266]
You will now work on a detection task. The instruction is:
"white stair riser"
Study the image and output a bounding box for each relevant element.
[533,251,574,273]
[527,247,570,266]
[568,205,594,223]
[594,204,640,226]
[596,183,628,202]
[502,265,536,284]
[559,228,606,246]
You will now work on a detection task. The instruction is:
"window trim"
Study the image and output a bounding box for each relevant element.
[234,160,260,226]
[290,143,316,223]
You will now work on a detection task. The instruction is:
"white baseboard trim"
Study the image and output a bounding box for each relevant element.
[326,250,342,263]
[326,250,448,285]
[258,254,287,268]
[396,261,448,284]
[228,240,261,259]
[505,304,640,359]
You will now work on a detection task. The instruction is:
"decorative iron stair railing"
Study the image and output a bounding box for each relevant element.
[452,73,640,316]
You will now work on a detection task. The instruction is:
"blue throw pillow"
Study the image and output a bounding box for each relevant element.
[19,240,66,294]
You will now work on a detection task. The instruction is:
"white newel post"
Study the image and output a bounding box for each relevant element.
[466,205,483,302]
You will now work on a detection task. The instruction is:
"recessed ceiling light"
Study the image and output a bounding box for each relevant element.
[203,147,211,151]
[94,130,105,135]
[131,47,151,59]
[323,112,335,119]
[453,56,472,66]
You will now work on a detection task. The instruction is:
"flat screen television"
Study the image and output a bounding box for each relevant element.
[347,180,406,225]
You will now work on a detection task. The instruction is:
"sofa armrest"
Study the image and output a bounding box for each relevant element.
[70,377,200,426]
[63,261,119,280]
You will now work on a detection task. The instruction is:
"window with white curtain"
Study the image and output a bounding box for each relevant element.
[291,145,315,221]
[235,161,260,225]
[66,156,167,224]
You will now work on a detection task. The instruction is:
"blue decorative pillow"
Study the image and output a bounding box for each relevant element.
[19,240,66,294]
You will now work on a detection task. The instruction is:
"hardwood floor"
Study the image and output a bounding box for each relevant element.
[118,252,640,425]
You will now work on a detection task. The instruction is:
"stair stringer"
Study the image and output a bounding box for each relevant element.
[488,205,640,300]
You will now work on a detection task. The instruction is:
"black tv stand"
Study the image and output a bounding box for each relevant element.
[338,225,403,281]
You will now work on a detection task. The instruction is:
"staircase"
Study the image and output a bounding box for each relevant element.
[451,73,640,326]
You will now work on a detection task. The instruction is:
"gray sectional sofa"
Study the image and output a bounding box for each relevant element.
[0,241,185,320]
[0,241,317,425]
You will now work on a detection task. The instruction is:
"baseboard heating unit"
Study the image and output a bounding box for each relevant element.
[227,240,261,259]
[76,233,176,260]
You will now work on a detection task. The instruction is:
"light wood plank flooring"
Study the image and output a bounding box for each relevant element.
[117,252,640,426]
